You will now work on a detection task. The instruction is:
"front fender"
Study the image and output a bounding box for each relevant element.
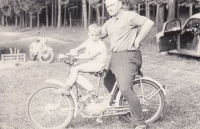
[45,47,53,51]
[45,79,78,117]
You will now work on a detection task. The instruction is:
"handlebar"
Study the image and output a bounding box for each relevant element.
[58,53,78,65]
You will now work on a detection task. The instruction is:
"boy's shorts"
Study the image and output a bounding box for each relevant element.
[84,61,106,72]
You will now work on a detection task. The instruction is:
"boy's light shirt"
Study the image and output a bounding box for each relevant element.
[85,39,107,64]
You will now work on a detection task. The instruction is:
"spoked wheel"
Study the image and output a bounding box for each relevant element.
[26,86,75,129]
[119,79,165,124]
[38,49,54,63]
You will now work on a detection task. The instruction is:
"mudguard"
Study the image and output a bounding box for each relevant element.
[115,77,166,107]
[45,79,78,117]
[76,74,94,91]
[45,47,53,51]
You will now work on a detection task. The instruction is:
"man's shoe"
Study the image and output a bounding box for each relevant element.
[135,125,146,129]
[55,88,70,95]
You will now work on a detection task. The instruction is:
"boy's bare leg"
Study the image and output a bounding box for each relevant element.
[56,63,103,95]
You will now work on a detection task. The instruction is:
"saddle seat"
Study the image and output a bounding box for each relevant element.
[90,69,107,77]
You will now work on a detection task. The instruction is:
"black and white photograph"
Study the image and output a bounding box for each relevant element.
[0,0,200,129]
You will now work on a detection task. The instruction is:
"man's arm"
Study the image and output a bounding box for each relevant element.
[134,19,154,49]
[101,21,109,39]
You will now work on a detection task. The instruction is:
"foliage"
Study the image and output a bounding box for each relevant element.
[19,0,46,14]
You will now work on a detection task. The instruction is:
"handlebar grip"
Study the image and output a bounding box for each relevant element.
[58,54,67,61]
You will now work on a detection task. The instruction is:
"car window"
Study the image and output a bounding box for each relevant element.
[165,20,181,32]
[184,18,200,29]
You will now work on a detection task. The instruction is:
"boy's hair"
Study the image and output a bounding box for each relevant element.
[88,23,101,34]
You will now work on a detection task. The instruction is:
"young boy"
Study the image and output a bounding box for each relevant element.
[57,23,107,95]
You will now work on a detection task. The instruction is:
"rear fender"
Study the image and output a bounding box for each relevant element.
[45,79,78,117]
[42,47,53,51]
[115,77,166,107]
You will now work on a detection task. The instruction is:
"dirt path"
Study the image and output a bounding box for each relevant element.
[0,32,66,43]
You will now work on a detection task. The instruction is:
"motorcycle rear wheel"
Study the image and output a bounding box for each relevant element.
[38,49,54,63]
[119,79,165,124]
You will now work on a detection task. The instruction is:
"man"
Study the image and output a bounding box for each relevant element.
[101,0,154,129]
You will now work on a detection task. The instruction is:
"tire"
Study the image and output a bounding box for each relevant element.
[26,86,75,129]
[38,49,54,63]
[119,79,165,124]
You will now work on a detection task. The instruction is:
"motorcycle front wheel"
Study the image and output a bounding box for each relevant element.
[26,85,75,129]
[38,49,54,63]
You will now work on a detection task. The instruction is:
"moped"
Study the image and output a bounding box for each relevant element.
[26,53,166,129]
[29,31,54,63]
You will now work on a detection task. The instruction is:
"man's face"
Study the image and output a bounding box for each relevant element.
[105,0,122,17]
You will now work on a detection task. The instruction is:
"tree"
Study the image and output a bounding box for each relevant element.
[19,0,47,28]
[82,0,87,29]
[156,0,168,31]
[57,0,61,27]
[46,1,49,27]
[167,0,178,20]
[1,4,12,26]
[51,0,54,27]
[9,0,21,27]
[57,0,69,28]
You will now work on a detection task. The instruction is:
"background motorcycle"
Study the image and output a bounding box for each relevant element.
[29,31,54,63]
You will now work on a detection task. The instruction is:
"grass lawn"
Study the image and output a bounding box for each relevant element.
[0,26,200,129]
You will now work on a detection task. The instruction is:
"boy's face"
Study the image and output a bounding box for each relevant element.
[88,31,101,41]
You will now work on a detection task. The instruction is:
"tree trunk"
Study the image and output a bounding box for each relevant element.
[51,0,54,27]
[102,0,105,25]
[189,3,193,17]
[145,1,150,18]
[5,17,8,26]
[96,6,100,24]
[57,0,61,27]
[88,0,92,25]
[54,0,57,26]
[46,2,49,27]
[2,15,4,26]
[25,13,28,27]
[64,5,67,27]
[156,4,158,24]
[20,9,24,27]
[157,4,166,32]
[30,12,33,28]
[167,0,177,20]
[15,15,18,27]
[82,0,87,29]
[37,12,40,28]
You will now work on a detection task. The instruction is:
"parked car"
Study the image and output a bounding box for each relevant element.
[156,13,200,57]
